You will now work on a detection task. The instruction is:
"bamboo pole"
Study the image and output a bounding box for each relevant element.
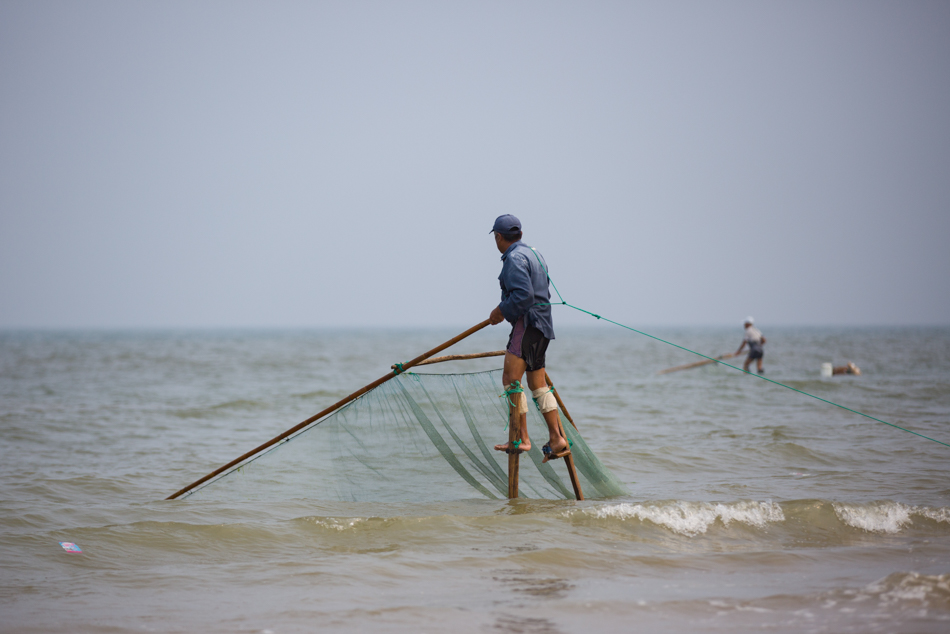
[167,319,493,500]
[392,350,505,369]
[657,353,737,375]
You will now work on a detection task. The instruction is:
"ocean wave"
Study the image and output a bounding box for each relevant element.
[583,500,785,536]
[832,501,950,533]
[683,571,950,624]
[863,572,950,609]
[577,500,950,537]
[918,506,950,524]
[302,516,373,531]
[823,572,950,620]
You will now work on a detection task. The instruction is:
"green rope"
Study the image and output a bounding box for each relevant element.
[393,362,406,375]
[499,380,525,410]
[526,250,949,449]
[530,247,565,304]
[500,380,525,430]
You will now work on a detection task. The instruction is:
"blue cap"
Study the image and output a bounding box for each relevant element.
[490,214,522,234]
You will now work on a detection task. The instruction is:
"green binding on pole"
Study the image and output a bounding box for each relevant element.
[500,380,525,430]
[499,380,525,409]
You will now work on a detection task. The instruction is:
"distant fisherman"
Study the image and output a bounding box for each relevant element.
[736,317,766,374]
[488,215,570,463]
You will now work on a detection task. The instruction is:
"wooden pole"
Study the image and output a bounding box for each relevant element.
[507,404,520,499]
[392,350,505,369]
[543,371,583,501]
[167,319,493,500]
[657,353,737,375]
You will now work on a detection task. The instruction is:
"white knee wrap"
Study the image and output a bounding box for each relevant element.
[532,387,558,414]
[504,384,529,415]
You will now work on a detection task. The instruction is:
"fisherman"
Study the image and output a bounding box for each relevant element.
[735,317,766,374]
[488,214,570,463]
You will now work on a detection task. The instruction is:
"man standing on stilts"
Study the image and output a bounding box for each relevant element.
[488,215,570,463]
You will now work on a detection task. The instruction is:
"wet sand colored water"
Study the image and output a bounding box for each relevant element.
[1,326,948,632]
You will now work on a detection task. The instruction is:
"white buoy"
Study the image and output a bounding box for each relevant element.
[821,363,833,378]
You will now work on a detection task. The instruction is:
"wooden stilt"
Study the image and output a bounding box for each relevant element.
[544,371,584,501]
[167,319,493,500]
[507,405,520,499]
[561,444,584,501]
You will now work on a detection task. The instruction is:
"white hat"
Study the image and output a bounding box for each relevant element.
[744,316,754,325]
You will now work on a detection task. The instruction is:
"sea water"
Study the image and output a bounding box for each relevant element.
[1,326,948,632]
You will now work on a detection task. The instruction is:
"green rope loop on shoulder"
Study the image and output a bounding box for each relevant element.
[529,247,564,304]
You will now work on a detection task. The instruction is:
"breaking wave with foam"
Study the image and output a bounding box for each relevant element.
[575,500,950,537]
[865,572,950,609]
[582,500,785,536]
[833,502,950,533]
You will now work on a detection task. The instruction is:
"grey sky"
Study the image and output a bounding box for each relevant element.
[2,1,948,329]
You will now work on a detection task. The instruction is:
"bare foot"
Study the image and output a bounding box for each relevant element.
[541,436,570,463]
[494,440,530,453]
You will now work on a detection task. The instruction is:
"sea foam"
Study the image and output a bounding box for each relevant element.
[832,502,950,533]
[304,517,371,531]
[586,500,785,536]
[862,572,950,609]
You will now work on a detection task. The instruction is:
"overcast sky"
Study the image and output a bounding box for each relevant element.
[1,1,948,329]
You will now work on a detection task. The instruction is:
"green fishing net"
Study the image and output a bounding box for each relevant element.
[184,369,627,502]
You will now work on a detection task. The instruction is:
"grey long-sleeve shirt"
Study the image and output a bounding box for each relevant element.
[498,241,555,340]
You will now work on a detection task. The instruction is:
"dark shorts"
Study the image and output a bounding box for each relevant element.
[747,343,764,360]
[507,318,550,372]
